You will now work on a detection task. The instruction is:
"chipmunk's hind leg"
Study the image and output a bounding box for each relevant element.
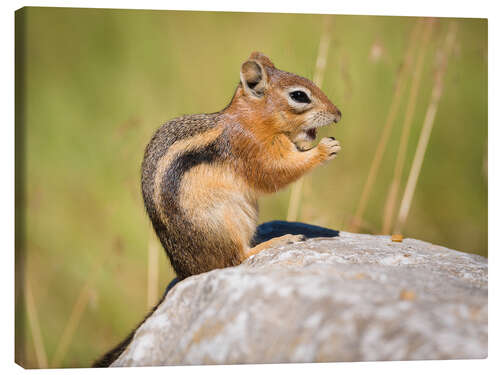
[243,234,305,259]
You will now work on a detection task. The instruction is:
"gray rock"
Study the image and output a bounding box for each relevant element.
[112,221,487,366]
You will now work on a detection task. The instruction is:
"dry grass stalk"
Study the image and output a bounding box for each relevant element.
[349,19,423,232]
[287,177,305,222]
[25,279,48,368]
[287,15,333,222]
[51,285,92,367]
[147,229,160,309]
[381,19,435,234]
[312,16,333,88]
[394,22,458,234]
[51,248,112,367]
[346,214,378,234]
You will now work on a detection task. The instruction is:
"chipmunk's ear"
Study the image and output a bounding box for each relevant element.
[240,59,268,98]
[248,51,275,69]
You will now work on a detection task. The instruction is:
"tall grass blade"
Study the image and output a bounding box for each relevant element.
[25,279,48,368]
[51,286,92,367]
[349,18,423,232]
[382,19,435,234]
[394,22,458,234]
[51,249,111,367]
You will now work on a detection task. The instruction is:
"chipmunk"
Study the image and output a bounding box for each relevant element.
[94,52,341,367]
[141,51,341,280]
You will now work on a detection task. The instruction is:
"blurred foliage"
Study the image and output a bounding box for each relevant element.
[15,7,487,368]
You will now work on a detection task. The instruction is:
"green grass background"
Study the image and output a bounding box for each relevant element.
[15,7,487,368]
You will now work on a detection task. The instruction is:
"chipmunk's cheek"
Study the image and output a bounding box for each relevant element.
[278,111,296,128]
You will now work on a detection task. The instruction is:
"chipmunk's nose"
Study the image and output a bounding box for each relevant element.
[325,99,341,123]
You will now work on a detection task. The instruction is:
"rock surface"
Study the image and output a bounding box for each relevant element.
[112,221,487,366]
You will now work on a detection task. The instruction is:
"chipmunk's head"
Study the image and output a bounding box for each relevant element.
[238,51,341,150]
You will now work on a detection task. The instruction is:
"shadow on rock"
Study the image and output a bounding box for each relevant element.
[252,220,339,245]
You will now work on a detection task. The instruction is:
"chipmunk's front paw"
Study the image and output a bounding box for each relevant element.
[319,137,341,161]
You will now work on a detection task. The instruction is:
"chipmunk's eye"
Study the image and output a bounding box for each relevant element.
[289,90,311,104]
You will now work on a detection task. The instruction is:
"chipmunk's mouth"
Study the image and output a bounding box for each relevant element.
[293,123,334,151]
[306,128,317,140]
[294,111,341,150]
[304,121,333,141]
